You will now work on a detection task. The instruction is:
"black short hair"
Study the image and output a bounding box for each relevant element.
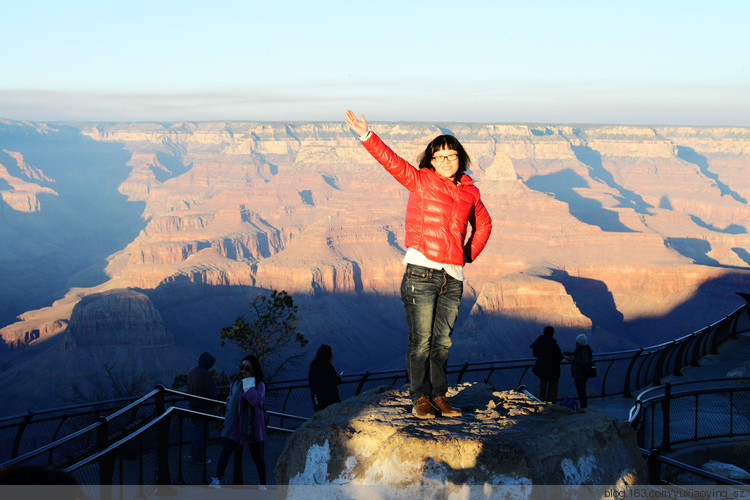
[417,135,471,180]
[241,354,264,383]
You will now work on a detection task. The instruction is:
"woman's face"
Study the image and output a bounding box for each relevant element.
[240,360,253,377]
[431,148,460,180]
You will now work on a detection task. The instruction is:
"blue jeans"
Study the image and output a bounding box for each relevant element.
[401,264,463,402]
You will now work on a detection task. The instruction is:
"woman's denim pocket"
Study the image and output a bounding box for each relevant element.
[404,264,433,283]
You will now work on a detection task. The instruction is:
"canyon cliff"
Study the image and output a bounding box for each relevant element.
[1,119,749,413]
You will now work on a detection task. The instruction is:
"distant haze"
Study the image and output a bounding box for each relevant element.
[1,1,748,125]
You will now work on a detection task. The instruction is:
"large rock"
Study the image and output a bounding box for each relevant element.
[60,288,172,349]
[0,288,195,415]
[275,383,646,489]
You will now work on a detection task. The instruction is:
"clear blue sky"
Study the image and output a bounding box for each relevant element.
[1,0,748,125]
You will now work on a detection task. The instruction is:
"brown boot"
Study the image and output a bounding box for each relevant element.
[433,396,462,417]
[412,395,436,419]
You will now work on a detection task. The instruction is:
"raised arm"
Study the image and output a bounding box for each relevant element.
[345,110,368,137]
[345,109,419,191]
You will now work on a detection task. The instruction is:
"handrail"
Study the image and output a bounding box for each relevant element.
[629,377,750,423]
[1,302,747,476]
[643,449,748,486]
[2,303,746,427]
[629,377,750,457]
[62,404,307,487]
[63,406,222,473]
[0,396,143,424]
[1,419,104,469]
[100,387,162,424]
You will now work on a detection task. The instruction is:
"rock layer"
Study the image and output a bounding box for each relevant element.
[1,119,749,380]
[275,383,646,487]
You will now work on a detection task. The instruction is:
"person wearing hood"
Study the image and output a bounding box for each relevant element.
[565,334,593,409]
[187,351,216,464]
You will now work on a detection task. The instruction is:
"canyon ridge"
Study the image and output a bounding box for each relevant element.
[1,119,749,414]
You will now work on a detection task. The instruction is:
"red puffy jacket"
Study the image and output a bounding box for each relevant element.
[362,133,492,266]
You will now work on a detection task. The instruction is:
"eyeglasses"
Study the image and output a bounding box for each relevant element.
[239,364,252,372]
[433,154,458,164]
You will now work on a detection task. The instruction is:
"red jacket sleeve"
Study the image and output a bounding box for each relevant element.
[464,197,492,263]
[361,132,419,191]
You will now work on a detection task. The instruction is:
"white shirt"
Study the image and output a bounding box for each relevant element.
[403,248,465,282]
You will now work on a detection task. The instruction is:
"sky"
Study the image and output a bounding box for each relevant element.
[1,0,748,125]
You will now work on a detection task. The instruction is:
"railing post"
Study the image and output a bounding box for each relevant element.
[483,367,496,384]
[456,363,469,384]
[355,372,370,395]
[622,349,643,398]
[281,387,295,428]
[647,449,661,484]
[660,383,671,451]
[97,416,115,497]
[652,343,674,386]
[708,325,721,355]
[694,328,710,365]
[155,384,166,415]
[156,410,172,485]
[176,415,185,485]
[11,412,34,459]
[634,405,646,446]
[729,391,735,438]
[517,366,532,389]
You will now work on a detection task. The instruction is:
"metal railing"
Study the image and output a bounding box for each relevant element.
[643,449,749,486]
[1,301,748,484]
[261,302,750,416]
[0,385,304,487]
[629,378,750,451]
[630,379,750,485]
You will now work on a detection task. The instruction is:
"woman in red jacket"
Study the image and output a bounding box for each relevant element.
[345,110,492,419]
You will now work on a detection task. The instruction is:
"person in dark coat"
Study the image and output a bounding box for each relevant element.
[565,334,593,409]
[529,326,564,403]
[308,344,342,411]
[187,351,216,464]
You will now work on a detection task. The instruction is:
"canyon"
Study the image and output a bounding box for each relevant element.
[0,118,749,415]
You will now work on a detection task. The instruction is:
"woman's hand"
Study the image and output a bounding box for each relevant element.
[345,110,368,137]
[242,377,256,391]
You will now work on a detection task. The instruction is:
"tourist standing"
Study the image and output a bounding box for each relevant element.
[530,326,563,403]
[186,351,216,464]
[566,334,593,409]
[345,110,492,419]
[210,355,267,487]
[308,344,342,411]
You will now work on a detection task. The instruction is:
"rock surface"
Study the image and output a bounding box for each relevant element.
[0,288,195,414]
[701,460,750,481]
[61,288,172,349]
[275,383,646,487]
